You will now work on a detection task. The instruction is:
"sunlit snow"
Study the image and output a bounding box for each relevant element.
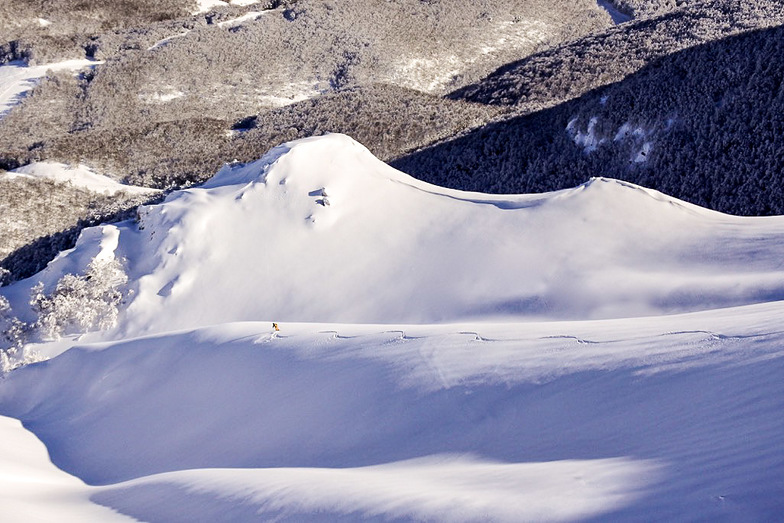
[2,134,784,520]
[193,0,261,14]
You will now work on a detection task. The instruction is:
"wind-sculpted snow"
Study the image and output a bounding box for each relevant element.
[1,302,784,519]
[6,133,784,341]
[0,415,129,521]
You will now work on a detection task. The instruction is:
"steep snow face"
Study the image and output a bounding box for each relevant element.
[12,133,784,339]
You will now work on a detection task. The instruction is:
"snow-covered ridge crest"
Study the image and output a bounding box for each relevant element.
[5,133,784,343]
[198,134,694,212]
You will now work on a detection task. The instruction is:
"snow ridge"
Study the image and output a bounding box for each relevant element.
[5,133,784,342]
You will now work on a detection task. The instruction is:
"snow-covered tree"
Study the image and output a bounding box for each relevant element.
[0,295,31,372]
[31,257,128,340]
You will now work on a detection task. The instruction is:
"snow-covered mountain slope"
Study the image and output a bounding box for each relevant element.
[2,302,784,520]
[3,133,784,520]
[9,133,784,339]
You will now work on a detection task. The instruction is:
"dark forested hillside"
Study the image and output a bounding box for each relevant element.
[449,0,784,114]
[393,25,784,215]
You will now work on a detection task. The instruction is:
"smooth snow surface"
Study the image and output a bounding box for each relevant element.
[0,415,129,522]
[2,133,784,520]
[2,304,784,520]
[4,163,159,195]
[0,60,100,117]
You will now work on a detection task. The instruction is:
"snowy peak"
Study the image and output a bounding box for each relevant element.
[200,133,437,211]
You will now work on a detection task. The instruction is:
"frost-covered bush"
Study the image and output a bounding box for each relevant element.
[605,0,690,19]
[30,257,128,340]
[451,0,784,112]
[0,0,194,65]
[0,295,31,372]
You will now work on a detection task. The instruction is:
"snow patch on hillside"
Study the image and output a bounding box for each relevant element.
[480,19,550,55]
[256,81,318,107]
[193,0,261,14]
[4,163,159,195]
[0,59,102,118]
[392,55,463,93]
[567,116,604,152]
[393,19,551,93]
[217,10,266,28]
[569,118,660,162]
[614,122,657,162]
[147,31,191,51]
[138,85,185,103]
